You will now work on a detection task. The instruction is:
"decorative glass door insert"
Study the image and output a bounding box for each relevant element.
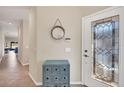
[92,15,119,85]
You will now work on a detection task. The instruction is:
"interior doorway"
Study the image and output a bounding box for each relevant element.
[4,25,19,55]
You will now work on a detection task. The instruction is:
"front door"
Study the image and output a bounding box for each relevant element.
[82,7,124,87]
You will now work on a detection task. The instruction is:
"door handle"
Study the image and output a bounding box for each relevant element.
[84,54,89,57]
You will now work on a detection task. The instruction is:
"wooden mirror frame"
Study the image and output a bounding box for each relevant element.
[51,25,65,40]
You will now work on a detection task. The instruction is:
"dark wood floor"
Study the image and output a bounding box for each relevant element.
[0,51,35,87]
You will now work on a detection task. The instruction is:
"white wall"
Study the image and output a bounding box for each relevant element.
[22,19,30,65]
[18,21,23,63]
[18,19,30,65]
[0,30,5,62]
[29,6,109,85]
[28,7,37,81]
[36,7,82,83]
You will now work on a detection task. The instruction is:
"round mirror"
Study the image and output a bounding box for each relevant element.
[51,26,65,40]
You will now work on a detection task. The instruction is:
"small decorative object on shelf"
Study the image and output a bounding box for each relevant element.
[43,60,70,87]
[65,37,71,41]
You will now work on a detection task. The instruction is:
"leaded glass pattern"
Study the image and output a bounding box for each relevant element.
[92,15,119,85]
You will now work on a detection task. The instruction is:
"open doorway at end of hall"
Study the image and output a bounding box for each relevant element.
[4,38,18,55]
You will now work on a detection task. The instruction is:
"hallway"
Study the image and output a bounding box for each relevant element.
[0,51,35,87]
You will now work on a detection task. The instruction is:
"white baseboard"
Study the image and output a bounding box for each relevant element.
[81,81,85,85]
[70,81,82,85]
[18,59,29,66]
[28,73,42,86]
[21,63,29,66]
[20,61,29,66]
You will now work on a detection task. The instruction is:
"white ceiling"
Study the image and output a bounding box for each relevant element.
[0,6,31,39]
[0,22,18,39]
[80,6,109,16]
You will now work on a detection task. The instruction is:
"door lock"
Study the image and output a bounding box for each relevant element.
[84,54,89,57]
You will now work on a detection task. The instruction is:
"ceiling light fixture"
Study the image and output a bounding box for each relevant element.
[8,22,12,24]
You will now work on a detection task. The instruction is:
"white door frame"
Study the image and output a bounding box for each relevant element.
[82,6,124,87]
